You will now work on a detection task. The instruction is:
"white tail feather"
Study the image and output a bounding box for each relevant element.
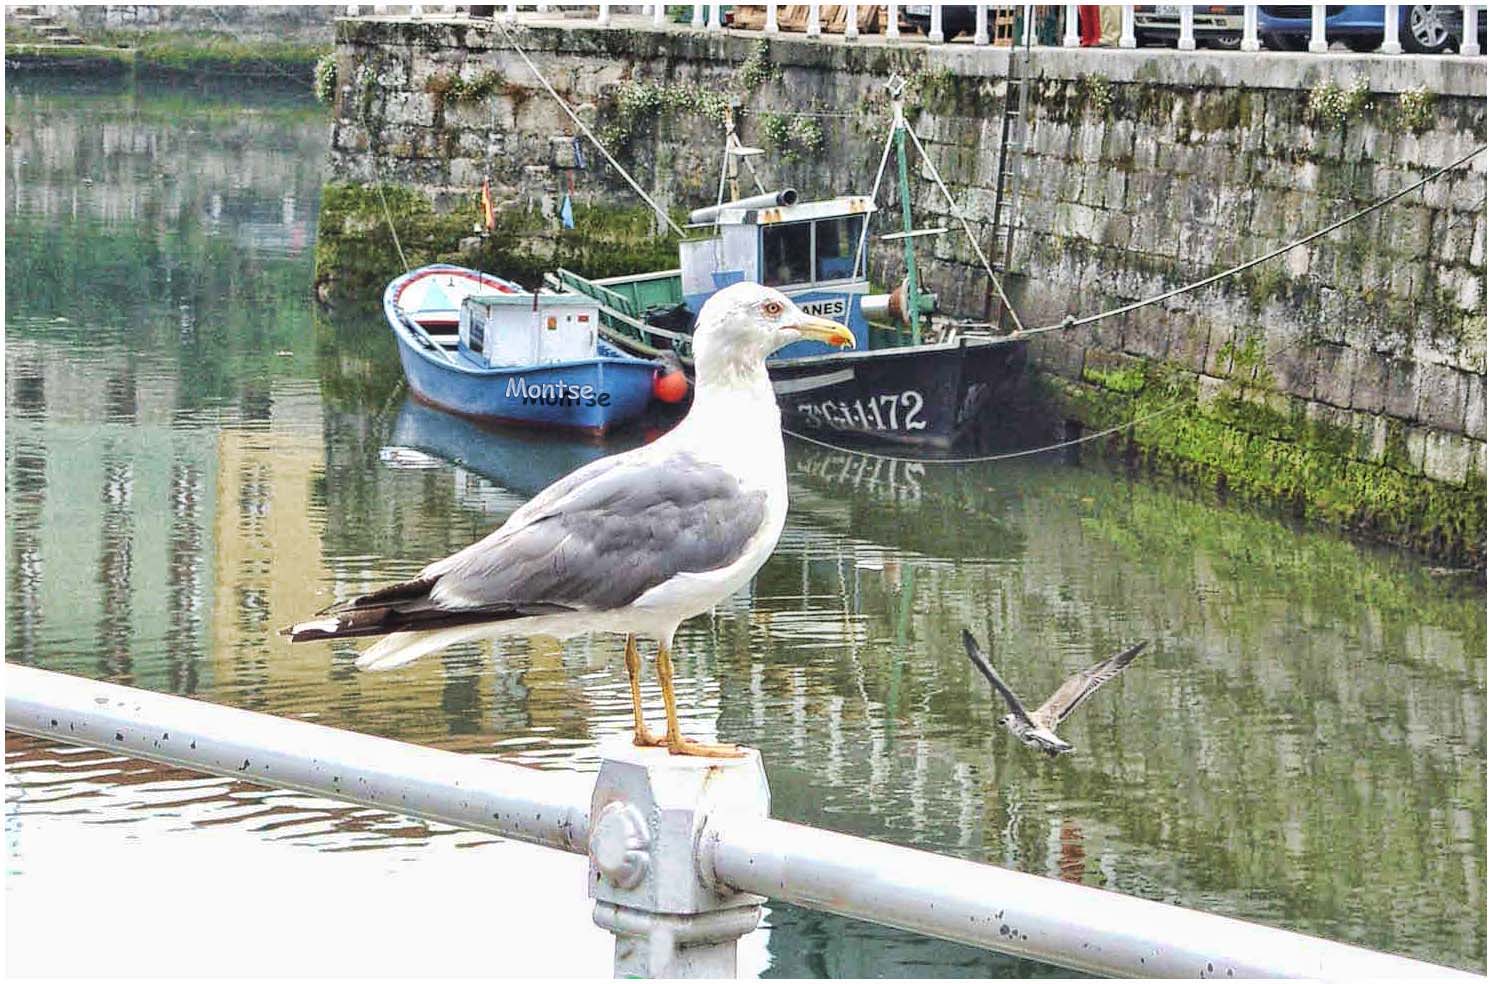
[354,625,491,671]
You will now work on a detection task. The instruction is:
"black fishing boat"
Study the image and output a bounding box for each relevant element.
[542,75,1027,452]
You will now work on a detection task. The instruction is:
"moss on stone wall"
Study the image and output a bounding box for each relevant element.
[313,181,679,304]
[1041,368,1485,564]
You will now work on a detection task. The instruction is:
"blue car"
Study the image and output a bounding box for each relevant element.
[1259,5,1485,53]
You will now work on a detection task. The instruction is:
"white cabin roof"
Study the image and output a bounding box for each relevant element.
[713,195,875,227]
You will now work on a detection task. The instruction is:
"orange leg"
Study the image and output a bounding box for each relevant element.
[625,635,664,747]
[656,643,743,758]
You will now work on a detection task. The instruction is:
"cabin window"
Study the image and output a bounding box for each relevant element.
[814,215,863,282]
[762,222,812,287]
[467,309,487,356]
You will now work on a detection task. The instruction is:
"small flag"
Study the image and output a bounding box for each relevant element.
[560,193,575,230]
[481,178,495,231]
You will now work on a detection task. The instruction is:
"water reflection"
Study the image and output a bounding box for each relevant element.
[5,74,1486,977]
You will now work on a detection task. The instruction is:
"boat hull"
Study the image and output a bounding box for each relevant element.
[393,334,657,436]
[386,264,659,436]
[768,336,1026,450]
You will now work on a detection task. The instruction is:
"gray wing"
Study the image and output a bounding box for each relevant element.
[284,449,767,643]
[962,629,1034,729]
[425,450,768,613]
[1032,641,1148,728]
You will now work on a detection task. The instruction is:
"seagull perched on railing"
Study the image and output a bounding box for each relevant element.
[962,629,1148,757]
[283,282,853,757]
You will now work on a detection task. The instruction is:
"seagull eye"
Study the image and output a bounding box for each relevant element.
[762,300,784,318]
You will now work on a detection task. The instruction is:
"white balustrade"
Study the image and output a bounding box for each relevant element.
[1242,4,1260,52]
[885,1,898,38]
[1178,4,1196,50]
[1460,4,1480,55]
[807,1,821,36]
[974,4,988,45]
[766,2,779,32]
[846,0,859,39]
[929,3,944,43]
[1120,4,1136,48]
[1309,4,1328,52]
[708,2,721,31]
[1063,3,1079,46]
[1381,3,1402,52]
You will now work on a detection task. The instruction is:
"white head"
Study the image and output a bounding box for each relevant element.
[691,282,854,388]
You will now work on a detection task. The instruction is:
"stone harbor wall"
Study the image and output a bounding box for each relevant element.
[43,5,341,43]
[321,15,1487,562]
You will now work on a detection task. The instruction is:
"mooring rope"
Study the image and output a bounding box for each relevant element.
[492,19,686,238]
[1016,143,1488,340]
[784,143,1487,465]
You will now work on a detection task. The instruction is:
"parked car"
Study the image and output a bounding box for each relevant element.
[902,4,979,39]
[1259,4,1486,53]
[1134,5,1245,49]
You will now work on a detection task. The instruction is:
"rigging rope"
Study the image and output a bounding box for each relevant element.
[492,19,686,238]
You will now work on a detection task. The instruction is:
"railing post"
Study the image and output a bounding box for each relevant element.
[597,2,610,26]
[1022,3,1036,45]
[1381,3,1401,52]
[974,4,989,45]
[807,1,821,36]
[846,0,859,39]
[504,2,517,23]
[1120,3,1136,47]
[766,1,779,32]
[691,3,703,28]
[1178,3,1196,49]
[589,739,769,978]
[1063,3,1079,46]
[929,3,944,42]
[885,1,899,38]
[1309,3,1328,51]
[1242,3,1260,51]
[1460,4,1480,54]
[708,2,722,31]
[653,2,666,27]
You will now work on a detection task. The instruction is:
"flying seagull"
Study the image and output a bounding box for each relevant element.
[961,629,1147,756]
[284,282,853,757]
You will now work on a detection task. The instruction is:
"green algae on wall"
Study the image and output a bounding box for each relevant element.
[1042,367,1486,566]
[313,181,680,303]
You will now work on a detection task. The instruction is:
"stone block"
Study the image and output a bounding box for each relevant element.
[1420,429,1474,484]
[1464,377,1487,440]
[1204,320,1236,377]
[1415,363,1471,432]
[1197,373,1231,409]
[1313,343,1355,408]
[1379,357,1420,420]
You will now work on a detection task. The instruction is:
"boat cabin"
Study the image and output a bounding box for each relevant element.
[458,294,601,369]
[680,195,875,313]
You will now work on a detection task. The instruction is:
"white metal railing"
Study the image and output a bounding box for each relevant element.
[344,5,1488,58]
[6,665,1479,979]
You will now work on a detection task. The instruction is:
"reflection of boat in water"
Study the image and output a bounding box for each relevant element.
[386,396,626,499]
[785,442,1025,561]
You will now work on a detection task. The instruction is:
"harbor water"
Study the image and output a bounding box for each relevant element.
[5,75,1485,976]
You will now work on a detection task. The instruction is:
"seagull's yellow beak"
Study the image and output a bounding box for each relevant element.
[793,316,856,350]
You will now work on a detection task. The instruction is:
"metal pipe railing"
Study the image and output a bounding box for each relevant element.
[5,665,591,855]
[703,817,1472,979]
[6,666,1478,979]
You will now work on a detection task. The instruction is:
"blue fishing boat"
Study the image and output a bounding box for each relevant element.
[384,263,662,435]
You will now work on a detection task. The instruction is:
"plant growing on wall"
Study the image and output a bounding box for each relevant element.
[314,53,337,105]
[1305,74,1370,127]
[1393,85,1436,133]
[738,38,777,90]
[757,111,824,162]
[1079,73,1113,116]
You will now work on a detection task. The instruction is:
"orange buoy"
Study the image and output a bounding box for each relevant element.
[653,368,689,404]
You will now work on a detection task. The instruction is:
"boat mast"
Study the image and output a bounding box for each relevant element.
[888,76,922,345]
